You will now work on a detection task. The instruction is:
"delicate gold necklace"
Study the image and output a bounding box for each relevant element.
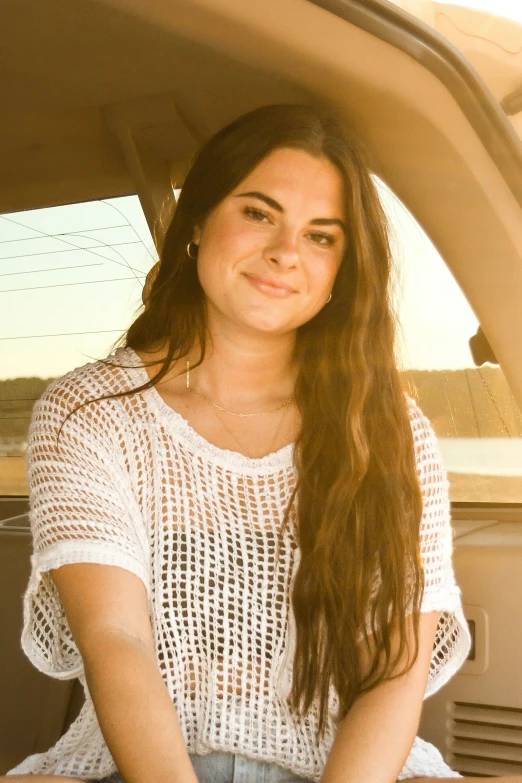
[210,401,290,458]
[185,361,294,418]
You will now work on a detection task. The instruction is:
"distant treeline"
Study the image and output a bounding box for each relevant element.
[0,377,54,440]
[0,366,521,442]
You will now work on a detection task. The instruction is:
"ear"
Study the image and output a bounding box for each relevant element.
[192,225,201,245]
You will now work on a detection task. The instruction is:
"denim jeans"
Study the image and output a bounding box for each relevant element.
[97,751,308,783]
[190,752,308,782]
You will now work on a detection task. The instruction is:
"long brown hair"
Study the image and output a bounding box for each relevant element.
[94,104,424,736]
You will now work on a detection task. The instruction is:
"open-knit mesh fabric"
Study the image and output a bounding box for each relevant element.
[9,348,470,781]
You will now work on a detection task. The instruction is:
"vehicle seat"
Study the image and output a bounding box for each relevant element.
[0,502,84,774]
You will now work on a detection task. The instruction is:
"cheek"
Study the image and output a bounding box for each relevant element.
[202,211,255,256]
[196,250,223,301]
[306,256,340,293]
[196,231,248,296]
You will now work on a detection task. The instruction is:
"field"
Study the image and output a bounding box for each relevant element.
[0,457,28,496]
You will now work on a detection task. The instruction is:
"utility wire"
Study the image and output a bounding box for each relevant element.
[66,233,149,281]
[0,222,128,243]
[0,263,102,278]
[1,214,149,283]
[0,328,124,342]
[101,199,157,262]
[0,275,144,294]
[55,224,128,235]
[0,240,143,267]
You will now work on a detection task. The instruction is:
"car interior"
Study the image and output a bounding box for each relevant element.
[1,0,521,776]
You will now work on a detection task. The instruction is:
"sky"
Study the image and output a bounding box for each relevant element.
[0,197,155,380]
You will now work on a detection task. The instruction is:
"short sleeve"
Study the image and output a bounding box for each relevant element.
[21,376,151,680]
[407,397,471,697]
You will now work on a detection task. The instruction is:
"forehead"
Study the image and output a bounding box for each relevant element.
[233,147,345,210]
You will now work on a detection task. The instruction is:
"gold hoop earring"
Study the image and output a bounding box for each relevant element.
[187,241,199,259]
[326,293,332,303]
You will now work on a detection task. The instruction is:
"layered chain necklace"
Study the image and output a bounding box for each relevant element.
[185,361,294,458]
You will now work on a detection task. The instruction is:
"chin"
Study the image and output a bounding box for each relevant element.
[238,312,297,335]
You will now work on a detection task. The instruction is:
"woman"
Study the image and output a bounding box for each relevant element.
[5,104,515,783]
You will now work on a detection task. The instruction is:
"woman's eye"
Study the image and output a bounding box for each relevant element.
[308,231,335,247]
[244,206,270,222]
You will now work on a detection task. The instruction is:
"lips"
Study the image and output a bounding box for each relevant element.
[242,272,297,297]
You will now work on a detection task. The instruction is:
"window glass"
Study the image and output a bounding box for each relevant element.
[2,188,521,503]
[0,196,157,496]
[376,179,522,503]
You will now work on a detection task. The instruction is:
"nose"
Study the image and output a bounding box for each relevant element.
[263,227,299,270]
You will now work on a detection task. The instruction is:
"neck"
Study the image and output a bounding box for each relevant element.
[189,319,298,410]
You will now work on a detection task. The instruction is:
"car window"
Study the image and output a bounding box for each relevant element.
[0,196,157,496]
[376,178,522,504]
[2,187,521,503]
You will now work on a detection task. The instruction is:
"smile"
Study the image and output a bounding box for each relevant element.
[242,273,296,298]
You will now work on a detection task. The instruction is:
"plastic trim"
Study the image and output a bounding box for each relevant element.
[306,0,522,208]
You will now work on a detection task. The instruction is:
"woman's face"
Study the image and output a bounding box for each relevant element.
[193,147,347,336]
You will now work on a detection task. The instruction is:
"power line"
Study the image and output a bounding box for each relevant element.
[68,234,152,280]
[0,328,124,341]
[63,225,129,235]
[0,240,144,263]
[101,200,156,262]
[0,275,145,294]
[0,222,129,243]
[0,214,150,284]
[0,263,102,278]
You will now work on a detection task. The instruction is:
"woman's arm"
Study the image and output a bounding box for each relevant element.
[320,610,440,783]
[51,562,199,783]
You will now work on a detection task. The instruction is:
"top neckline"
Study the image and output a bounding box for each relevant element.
[110,346,295,470]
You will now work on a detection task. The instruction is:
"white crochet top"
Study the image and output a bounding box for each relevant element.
[10,347,470,781]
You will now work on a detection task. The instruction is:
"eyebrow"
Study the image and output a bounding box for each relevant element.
[235,191,346,232]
